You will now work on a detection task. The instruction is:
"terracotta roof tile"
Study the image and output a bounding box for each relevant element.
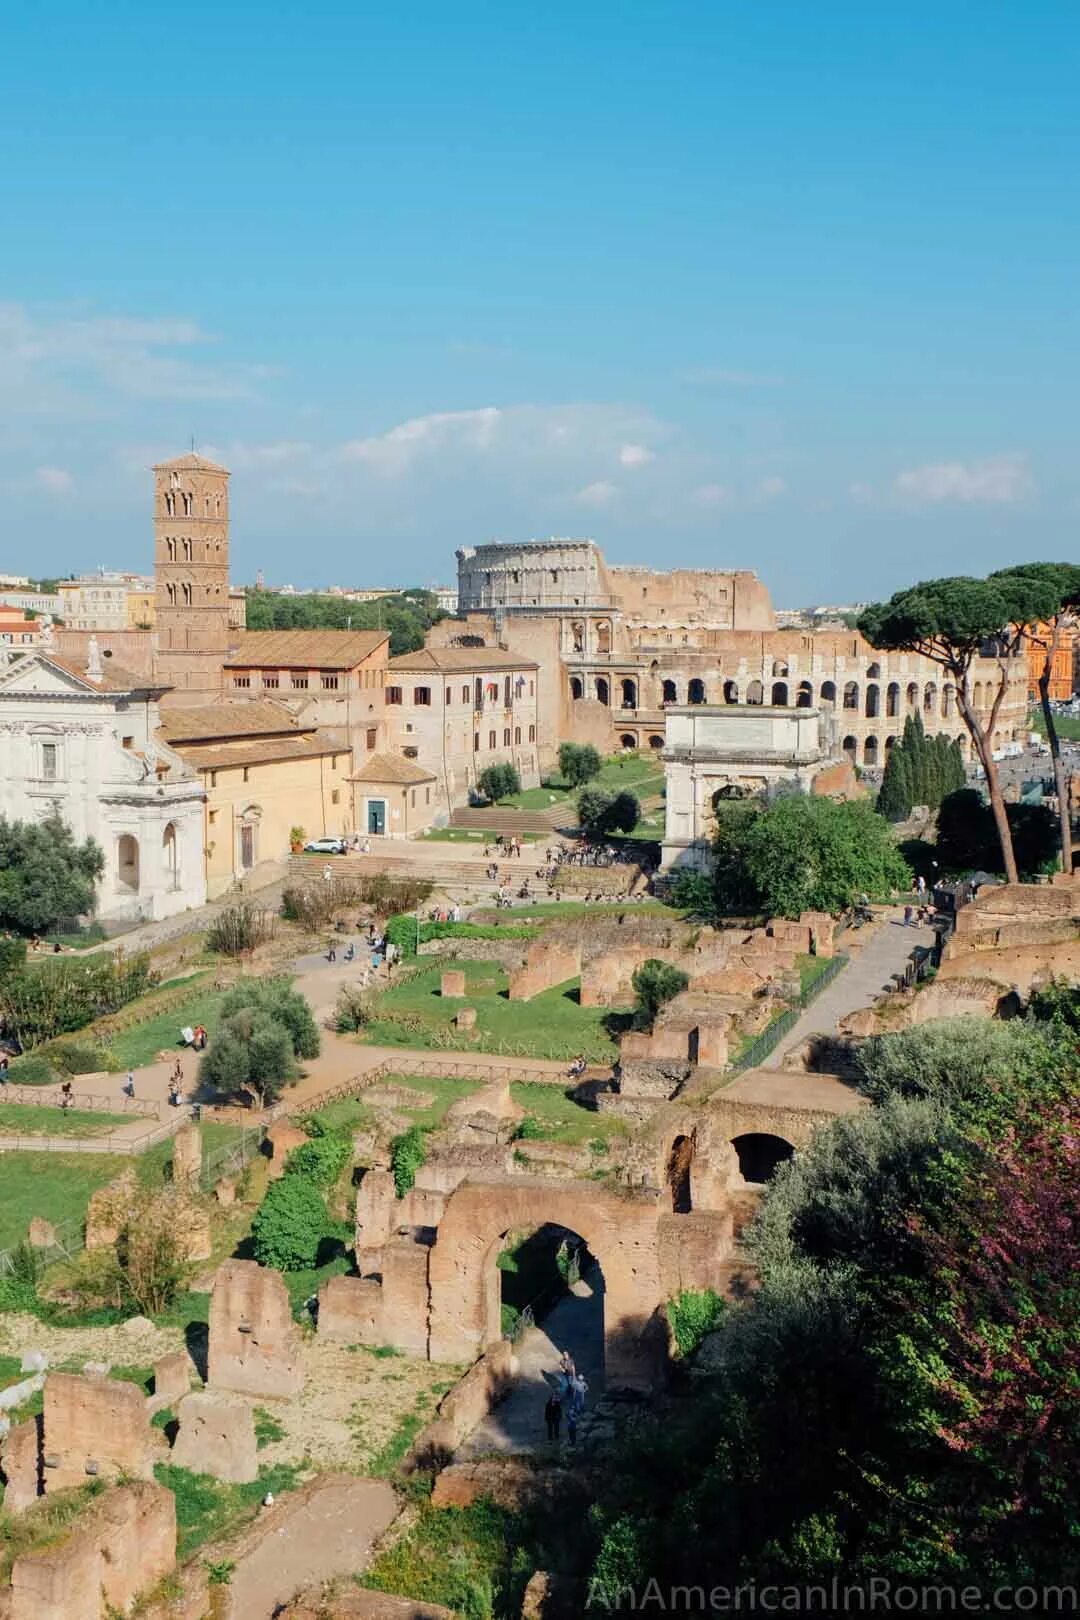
[387,646,538,672]
[157,700,305,743]
[225,630,389,669]
[349,752,437,785]
[170,732,349,771]
[152,453,230,473]
[41,654,158,693]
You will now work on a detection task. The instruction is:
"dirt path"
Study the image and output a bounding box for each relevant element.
[224,1475,398,1620]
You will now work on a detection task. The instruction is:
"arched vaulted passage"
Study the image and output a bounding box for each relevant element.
[731,1133,794,1185]
[771,681,788,706]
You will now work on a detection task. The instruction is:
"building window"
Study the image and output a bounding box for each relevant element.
[209,771,217,788]
[182,537,193,562]
[242,767,250,783]
[503,728,511,746]
[488,729,496,749]
[41,742,58,780]
[410,789,416,807]
[445,687,452,705]
[474,732,480,752]
[122,735,134,749]
[386,686,403,705]
[263,674,279,689]
[321,674,339,691]
[425,786,430,805]
[233,675,251,689]
[166,537,176,561]
[514,726,521,744]
[529,679,535,696]
[367,728,377,749]
[413,686,431,706]
[291,674,309,690]
[331,755,339,771]
[462,685,470,704]
[331,789,340,805]
[208,809,218,825]
[529,725,535,742]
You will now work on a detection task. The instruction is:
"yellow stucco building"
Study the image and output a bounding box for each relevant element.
[158,701,352,895]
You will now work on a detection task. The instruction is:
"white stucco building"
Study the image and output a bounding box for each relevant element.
[661,704,840,872]
[0,642,206,926]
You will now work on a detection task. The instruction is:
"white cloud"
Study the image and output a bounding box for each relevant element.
[619,443,655,468]
[35,465,73,493]
[576,480,619,508]
[691,483,732,508]
[0,302,268,410]
[341,408,502,475]
[751,475,786,503]
[894,454,1031,506]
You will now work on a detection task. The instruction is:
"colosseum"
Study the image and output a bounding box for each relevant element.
[451,539,1030,771]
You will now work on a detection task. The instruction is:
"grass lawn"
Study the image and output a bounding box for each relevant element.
[362,959,622,1062]
[420,826,545,842]
[474,897,680,921]
[510,1081,624,1145]
[498,753,666,815]
[1029,708,1080,740]
[0,1104,130,1139]
[386,1073,482,1127]
[155,1462,301,1561]
[107,980,231,1070]
[797,952,838,998]
[0,1154,121,1250]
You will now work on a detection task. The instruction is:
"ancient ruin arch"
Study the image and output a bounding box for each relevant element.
[117,834,139,892]
[731,1133,795,1185]
[771,681,788,706]
[796,680,813,708]
[746,679,764,705]
[886,682,900,717]
[665,1135,694,1214]
[819,680,836,707]
[864,735,879,766]
[662,678,678,704]
[648,734,664,749]
[571,621,585,654]
[723,680,739,704]
[906,681,919,708]
[596,620,612,655]
[866,662,881,680]
[943,684,956,718]
[842,734,857,763]
[923,682,937,713]
[688,678,706,705]
[843,681,859,711]
[771,659,789,678]
[427,1178,663,1387]
[595,676,610,706]
[162,822,179,891]
[865,684,879,718]
[621,678,637,709]
[570,675,583,701]
[620,733,637,750]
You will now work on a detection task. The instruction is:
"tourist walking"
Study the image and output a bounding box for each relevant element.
[544,1392,562,1442]
[124,1071,135,1098]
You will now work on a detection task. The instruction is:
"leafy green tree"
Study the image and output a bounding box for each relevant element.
[476,763,520,803]
[557,742,602,787]
[630,958,689,1028]
[0,814,104,934]
[390,1125,427,1197]
[199,1008,296,1107]
[742,796,910,917]
[859,573,1059,882]
[219,979,320,1060]
[242,587,445,656]
[576,786,640,838]
[250,1175,327,1269]
[936,788,1058,878]
[711,799,765,913]
[990,561,1080,875]
[876,739,912,821]
[285,1121,352,1187]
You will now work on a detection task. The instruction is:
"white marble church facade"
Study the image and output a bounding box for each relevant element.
[0,643,205,926]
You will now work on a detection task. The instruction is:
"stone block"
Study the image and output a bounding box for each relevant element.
[153,1350,192,1406]
[19,1350,47,1374]
[171,1389,257,1483]
[85,1169,137,1250]
[42,1372,154,1493]
[508,940,581,1001]
[27,1217,57,1249]
[454,1006,477,1030]
[10,1481,176,1620]
[0,1417,41,1513]
[317,1274,383,1342]
[440,969,466,998]
[172,1121,202,1187]
[354,1166,398,1254]
[379,1237,431,1357]
[208,1259,303,1399]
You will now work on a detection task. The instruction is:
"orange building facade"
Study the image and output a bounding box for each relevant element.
[1026,621,1077,703]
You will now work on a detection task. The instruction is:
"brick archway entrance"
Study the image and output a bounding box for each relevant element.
[427,1177,663,1387]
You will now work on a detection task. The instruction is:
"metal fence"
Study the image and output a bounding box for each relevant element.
[278,1051,580,1121]
[0,1085,158,1117]
[0,1110,189,1157]
[728,952,850,1075]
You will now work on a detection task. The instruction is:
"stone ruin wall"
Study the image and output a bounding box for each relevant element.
[938,878,1080,994]
[3,1481,175,1620]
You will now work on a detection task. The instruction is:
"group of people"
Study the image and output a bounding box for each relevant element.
[482,836,526,860]
[902,873,934,928]
[543,1349,589,1446]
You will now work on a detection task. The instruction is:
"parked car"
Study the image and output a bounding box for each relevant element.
[304,837,346,854]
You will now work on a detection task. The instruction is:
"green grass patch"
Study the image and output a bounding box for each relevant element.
[362,1496,527,1617]
[0,1481,106,1582]
[478,898,680,921]
[0,1153,122,1251]
[367,1400,432,1476]
[281,1248,352,1321]
[0,1104,131,1138]
[797,953,835,998]
[254,1407,285,1448]
[1029,708,1080,740]
[109,1362,154,1394]
[421,826,546,842]
[306,1095,376,1134]
[107,981,230,1070]
[154,1462,301,1560]
[363,959,622,1062]
[509,1082,625,1145]
[0,1354,25,1390]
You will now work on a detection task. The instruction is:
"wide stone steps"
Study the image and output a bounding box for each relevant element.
[449,807,564,836]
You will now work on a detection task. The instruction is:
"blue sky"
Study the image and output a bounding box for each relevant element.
[2,1,1077,603]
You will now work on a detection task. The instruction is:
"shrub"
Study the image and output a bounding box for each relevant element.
[219,980,320,1060]
[282,874,432,932]
[390,1125,427,1197]
[334,985,373,1031]
[285,1125,352,1188]
[667,1288,725,1357]
[631,958,689,1029]
[251,1176,328,1269]
[0,951,157,1051]
[42,1041,113,1075]
[558,742,602,787]
[207,904,277,956]
[7,1053,56,1087]
[513,1116,546,1141]
[577,786,640,839]
[477,763,521,804]
[0,936,27,982]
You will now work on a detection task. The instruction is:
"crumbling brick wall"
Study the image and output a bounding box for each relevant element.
[208,1259,303,1398]
[9,1481,175,1620]
[42,1372,155,1493]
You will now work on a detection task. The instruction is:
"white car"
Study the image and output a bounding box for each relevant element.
[304,838,345,855]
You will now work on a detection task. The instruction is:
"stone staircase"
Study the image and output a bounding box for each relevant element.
[449,807,566,836]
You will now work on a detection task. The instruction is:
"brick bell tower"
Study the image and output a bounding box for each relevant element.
[153,453,231,707]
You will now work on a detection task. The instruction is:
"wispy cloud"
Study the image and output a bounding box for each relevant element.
[341,408,503,475]
[619,443,655,468]
[894,454,1032,506]
[576,479,619,508]
[690,483,732,508]
[35,465,73,493]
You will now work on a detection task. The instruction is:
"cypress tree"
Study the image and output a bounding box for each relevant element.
[877,741,912,821]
